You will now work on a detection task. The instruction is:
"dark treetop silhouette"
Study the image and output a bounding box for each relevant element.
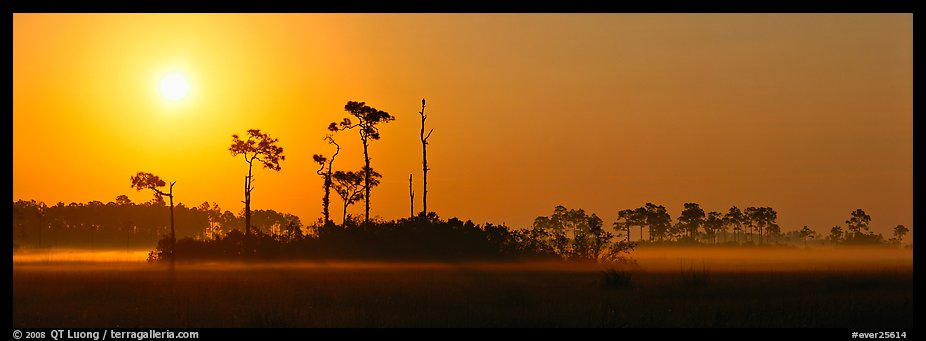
[130,172,176,260]
[677,202,706,240]
[890,225,909,245]
[328,101,395,227]
[332,169,381,226]
[724,206,745,243]
[229,129,285,237]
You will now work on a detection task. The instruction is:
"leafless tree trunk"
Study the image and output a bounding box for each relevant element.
[419,98,433,216]
[362,134,370,227]
[409,174,414,219]
[168,181,176,262]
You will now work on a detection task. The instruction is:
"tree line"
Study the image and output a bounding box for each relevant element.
[146,212,635,263]
[606,203,906,247]
[12,198,301,250]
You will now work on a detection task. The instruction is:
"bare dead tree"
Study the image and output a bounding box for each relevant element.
[409,174,414,219]
[419,98,433,216]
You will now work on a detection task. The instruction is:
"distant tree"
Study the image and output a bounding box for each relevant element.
[535,205,612,260]
[704,211,724,244]
[220,210,240,233]
[631,207,647,242]
[766,220,781,243]
[614,209,632,242]
[130,172,176,259]
[724,206,744,243]
[750,207,779,244]
[677,203,706,240]
[12,200,48,247]
[115,195,133,206]
[329,101,395,227]
[799,226,816,247]
[146,195,166,207]
[889,224,909,246]
[285,219,304,241]
[312,134,339,224]
[845,209,871,240]
[828,225,845,244]
[526,218,553,254]
[643,203,672,242]
[229,129,285,236]
[743,207,760,243]
[616,208,646,242]
[418,98,433,216]
[198,202,224,241]
[332,169,381,226]
[565,209,593,259]
[587,214,613,259]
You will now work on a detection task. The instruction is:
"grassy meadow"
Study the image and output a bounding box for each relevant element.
[12,247,912,328]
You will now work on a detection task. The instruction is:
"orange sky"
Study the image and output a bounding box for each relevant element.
[13,14,912,236]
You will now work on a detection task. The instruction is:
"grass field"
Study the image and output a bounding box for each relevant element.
[12,247,913,328]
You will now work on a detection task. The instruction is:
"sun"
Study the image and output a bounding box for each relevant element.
[159,72,190,101]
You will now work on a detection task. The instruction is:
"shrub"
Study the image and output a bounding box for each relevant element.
[601,268,633,289]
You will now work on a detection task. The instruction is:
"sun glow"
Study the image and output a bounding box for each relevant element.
[159,72,190,101]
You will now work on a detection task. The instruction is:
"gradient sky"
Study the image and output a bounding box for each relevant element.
[13,14,912,236]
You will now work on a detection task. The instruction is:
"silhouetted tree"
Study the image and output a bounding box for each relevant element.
[889,224,908,246]
[616,208,646,242]
[313,134,339,224]
[286,220,304,241]
[588,214,614,260]
[631,207,647,242]
[677,203,706,240]
[12,200,47,247]
[535,205,613,261]
[766,219,781,243]
[229,129,285,236]
[613,210,631,242]
[704,211,723,244]
[748,207,779,244]
[743,206,759,243]
[643,203,672,242]
[724,206,744,243]
[525,219,553,254]
[130,172,176,259]
[565,209,595,259]
[828,225,845,244]
[799,225,816,247]
[531,216,551,248]
[147,195,166,207]
[419,98,433,216]
[332,169,381,226]
[115,195,133,206]
[845,208,871,240]
[329,101,395,227]
[408,174,414,218]
[197,202,224,241]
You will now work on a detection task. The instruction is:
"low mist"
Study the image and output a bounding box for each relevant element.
[13,246,912,273]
